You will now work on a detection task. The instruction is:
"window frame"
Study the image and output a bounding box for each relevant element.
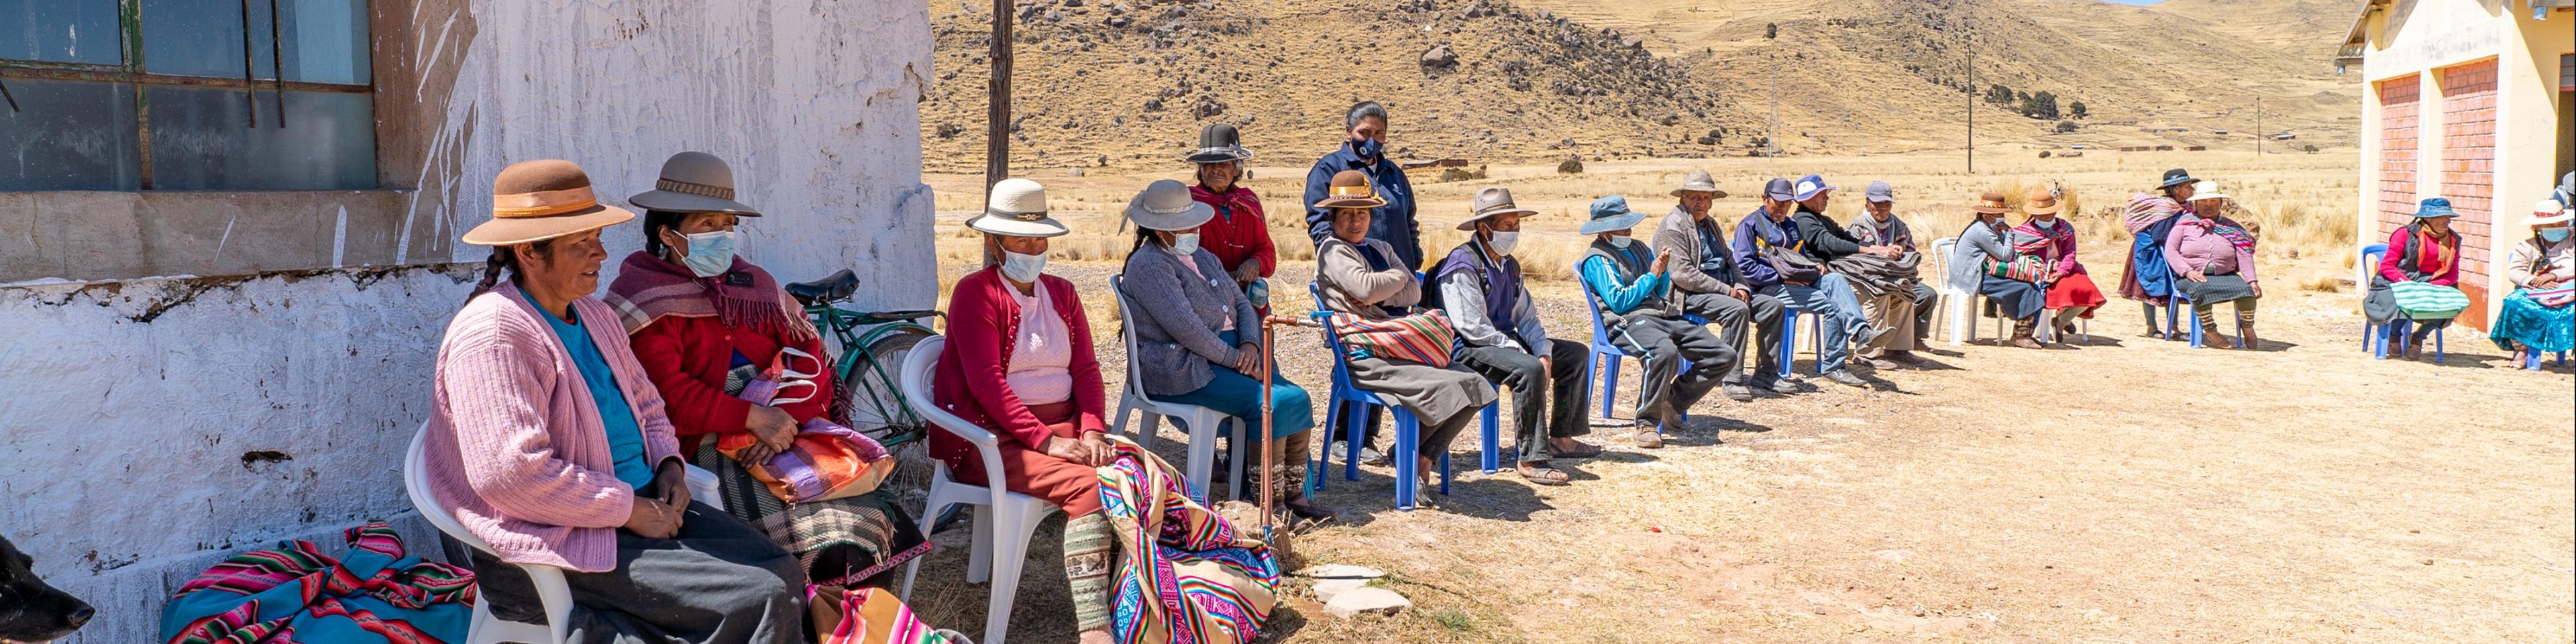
[0,0,376,190]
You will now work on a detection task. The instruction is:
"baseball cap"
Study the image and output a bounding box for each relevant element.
[1864,180,1894,203]
[1762,178,1795,201]
[1792,174,1833,201]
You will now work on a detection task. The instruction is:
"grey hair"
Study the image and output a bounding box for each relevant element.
[1345,101,1389,130]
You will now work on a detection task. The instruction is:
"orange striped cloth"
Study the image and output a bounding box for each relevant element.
[1326,309,1458,368]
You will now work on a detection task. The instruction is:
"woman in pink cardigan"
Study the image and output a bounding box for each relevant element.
[425,160,804,644]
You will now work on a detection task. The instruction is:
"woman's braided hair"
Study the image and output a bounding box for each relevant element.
[466,239,554,305]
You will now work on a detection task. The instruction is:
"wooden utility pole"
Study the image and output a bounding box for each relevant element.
[2255,97,2264,156]
[985,0,1014,191]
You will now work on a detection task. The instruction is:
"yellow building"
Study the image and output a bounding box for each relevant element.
[2339,0,2573,330]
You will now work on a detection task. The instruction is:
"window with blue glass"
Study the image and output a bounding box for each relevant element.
[1,0,374,191]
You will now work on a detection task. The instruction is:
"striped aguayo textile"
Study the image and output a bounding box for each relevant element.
[158,523,476,644]
[1326,309,1458,368]
[1098,437,1281,644]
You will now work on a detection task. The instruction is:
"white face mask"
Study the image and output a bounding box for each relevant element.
[1487,231,1520,256]
[1165,232,1201,256]
[1000,250,1047,283]
[675,229,737,278]
[1607,234,1634,249]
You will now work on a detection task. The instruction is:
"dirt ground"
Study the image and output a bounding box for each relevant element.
[894,155,2574,643]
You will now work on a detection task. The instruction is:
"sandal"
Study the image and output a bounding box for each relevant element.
[1517,464,1570,486]
[1551,441,1604,459]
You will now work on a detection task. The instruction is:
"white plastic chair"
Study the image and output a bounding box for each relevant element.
[405,422,720,644]
[1105,274,1246,504]
[896,335,1063,644]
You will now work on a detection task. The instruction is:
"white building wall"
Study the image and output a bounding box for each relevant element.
[0,2,934,642]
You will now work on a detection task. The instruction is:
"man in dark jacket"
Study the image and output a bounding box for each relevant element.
[1733,176,1885,387]
[1787,174,1906,370]
[1652,170,1784,401]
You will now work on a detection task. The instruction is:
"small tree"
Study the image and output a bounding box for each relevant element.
[2055,120,2079,133]
[2068,100,2088,119]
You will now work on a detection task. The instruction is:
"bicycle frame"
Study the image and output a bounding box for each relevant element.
[805,302,938,446]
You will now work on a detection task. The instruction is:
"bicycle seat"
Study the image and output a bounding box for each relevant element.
[786,269,860,305]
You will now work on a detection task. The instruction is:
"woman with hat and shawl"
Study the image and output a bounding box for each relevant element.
[1186,123,1279,314]
[2365,198,2469,360]
[930,178,1124,643]
[2161,180,2265,349]
[1313,170,1498,499]
[2009,187,2106,343]
[604,152,927,593]
[1950,191,2049,349]
[2119,169,2196,339]
[2491,200,2576,364]
[1118,179,1334,521]
[424,159,806,644]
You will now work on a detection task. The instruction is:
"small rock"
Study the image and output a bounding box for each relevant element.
[1419,44,1458,70]
[1297,564,1386,580]
[1311,578,1369,602]
[1069,168,1087,177]
[1324,587,1410,617]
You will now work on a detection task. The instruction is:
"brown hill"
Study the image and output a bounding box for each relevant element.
[921,0,2363,171]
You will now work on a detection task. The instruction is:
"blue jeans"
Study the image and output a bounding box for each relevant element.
[1146,330,1316,439]
[1760,273,1872,373]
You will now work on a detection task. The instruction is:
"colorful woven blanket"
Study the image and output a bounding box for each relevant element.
[159,523,474,644]
[1098,437,1280,644]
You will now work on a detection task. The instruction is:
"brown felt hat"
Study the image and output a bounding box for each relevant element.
[1669,169,1729,199]
[1456,186,1539,230]
[1310,169,1387,209]
[463,159,637,246]
[2021,188,2063,216]
[1971,191,2011,215]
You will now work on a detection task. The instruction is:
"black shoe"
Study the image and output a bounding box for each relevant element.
[1723,384,1755,402]
[1820,370,1868,388]
[1747,377,1779,392]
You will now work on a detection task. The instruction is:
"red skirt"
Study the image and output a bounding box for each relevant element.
[2045,273,2108,317]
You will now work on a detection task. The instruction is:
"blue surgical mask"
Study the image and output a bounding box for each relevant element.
[676,229,737,278]
[1000,250,1047,283]
[1351,138,1382,160]
[1607,234,1633,249]
[2542,227,2571,243]
[1165,232,1201,256]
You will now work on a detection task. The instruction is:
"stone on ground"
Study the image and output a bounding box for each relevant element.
[1324,587,1411,617]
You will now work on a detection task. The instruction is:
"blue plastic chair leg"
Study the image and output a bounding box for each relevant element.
[1342,402,1364,482]
[1393,411,1419,511]
[2433,327,2445,363]
[1440,450,1452,496]
[1778,309,1800,380]
[1478,402,1501,474]
[1597,352,1622,419]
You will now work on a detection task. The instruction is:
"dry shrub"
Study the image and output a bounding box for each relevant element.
[2300,275,2343,293]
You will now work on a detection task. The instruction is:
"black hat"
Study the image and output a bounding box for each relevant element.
[1182,123,1253,164]
[2157,168,2195,190]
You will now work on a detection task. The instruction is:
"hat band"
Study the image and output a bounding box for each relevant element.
[655,177,736,201]
[1478,203,1520,215]
[1979,199,2008,210]
[494,186,602,218]
[1329,184,1374,199]
[988,207,1049,222]
[1144,202,1193,215]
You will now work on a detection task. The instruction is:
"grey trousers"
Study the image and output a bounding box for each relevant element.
[1456,339,1593,464]
[1608,316,1735,425]
[471,501,808,644]
[1679,290,1785,386]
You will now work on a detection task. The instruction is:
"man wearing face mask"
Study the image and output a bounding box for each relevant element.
[1652,170,1784,402]
[606,152,931,593]
[1302,101,1424,270]
[1434,187,1597,484]
[1578,195,1736,449]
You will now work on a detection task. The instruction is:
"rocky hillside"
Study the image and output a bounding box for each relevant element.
[920,0,2363,170]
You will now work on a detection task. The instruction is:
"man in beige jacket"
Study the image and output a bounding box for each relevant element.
[1652,170,1785,401]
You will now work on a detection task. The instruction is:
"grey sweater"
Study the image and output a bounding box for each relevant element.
[1119,244,1265,396]
[1652,205,1750,295]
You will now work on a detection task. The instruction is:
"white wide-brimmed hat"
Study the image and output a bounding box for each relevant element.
[2526,199,2573,227]
[967,178,1071,237]
[1122,179,1216,231]
[2188,180,2229,202]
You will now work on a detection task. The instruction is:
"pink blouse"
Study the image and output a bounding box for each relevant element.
[1005,284,1074,404]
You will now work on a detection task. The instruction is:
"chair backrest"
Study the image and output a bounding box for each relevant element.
[1306,282,1362,392]
[2360,242,2390,289]
[1110,275,1153,396]
[896,335,996,448]
[1574,270,1615,346]
[1927,237,1970,295]
[404,421,495,553]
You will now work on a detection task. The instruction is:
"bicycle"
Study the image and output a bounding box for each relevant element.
[786,268,943,449]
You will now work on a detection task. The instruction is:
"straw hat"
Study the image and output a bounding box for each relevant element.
[2524,199,2572,227]
[1457,186,1540,230]
[1669,170,1729,199]
[1311,170,1387,209]
[2021,187,2063,216]
[463,160,637,246]
[967,178,1071,237]
[1122,179,1216,231]
[2187,180,2229,202]
[1970,191,2010,215]
[627,152,759,215]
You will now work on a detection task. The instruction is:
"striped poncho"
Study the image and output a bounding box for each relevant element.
[1099,437,1281,644]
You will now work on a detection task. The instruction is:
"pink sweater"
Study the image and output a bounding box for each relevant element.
[425,282,681,572]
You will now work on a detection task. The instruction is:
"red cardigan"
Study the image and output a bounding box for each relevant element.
[1192,184,1277,279]
[629,299,833,455]
[932,267,1108,467]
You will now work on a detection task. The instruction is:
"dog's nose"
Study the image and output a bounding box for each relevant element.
[66,604,94,627]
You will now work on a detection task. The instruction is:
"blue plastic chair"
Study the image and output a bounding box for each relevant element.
[1773,307,1824,378]
[2359,244,2445,362]
[2524,350,2570,370]
[1577,273,1684,431]
[1305,282,1498,511]
[2163,289,2206,348]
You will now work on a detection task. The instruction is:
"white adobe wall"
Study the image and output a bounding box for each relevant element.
[0,2,934,642]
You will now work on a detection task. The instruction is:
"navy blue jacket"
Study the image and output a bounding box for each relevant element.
[1303,143,1423,270]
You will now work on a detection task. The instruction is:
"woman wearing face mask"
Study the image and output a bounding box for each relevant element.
[607,152,928,593]
[1118,179,1333,521]
[2490,201,2576,366]
[932,178,1126,643]
[1301,101,1422,270]
[1313,170,1496,502]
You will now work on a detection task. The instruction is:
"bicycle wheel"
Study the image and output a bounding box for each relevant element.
[840,324,933,446]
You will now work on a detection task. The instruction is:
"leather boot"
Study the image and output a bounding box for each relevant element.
[2236,325,2259,350]
[2009,319,2044,350]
